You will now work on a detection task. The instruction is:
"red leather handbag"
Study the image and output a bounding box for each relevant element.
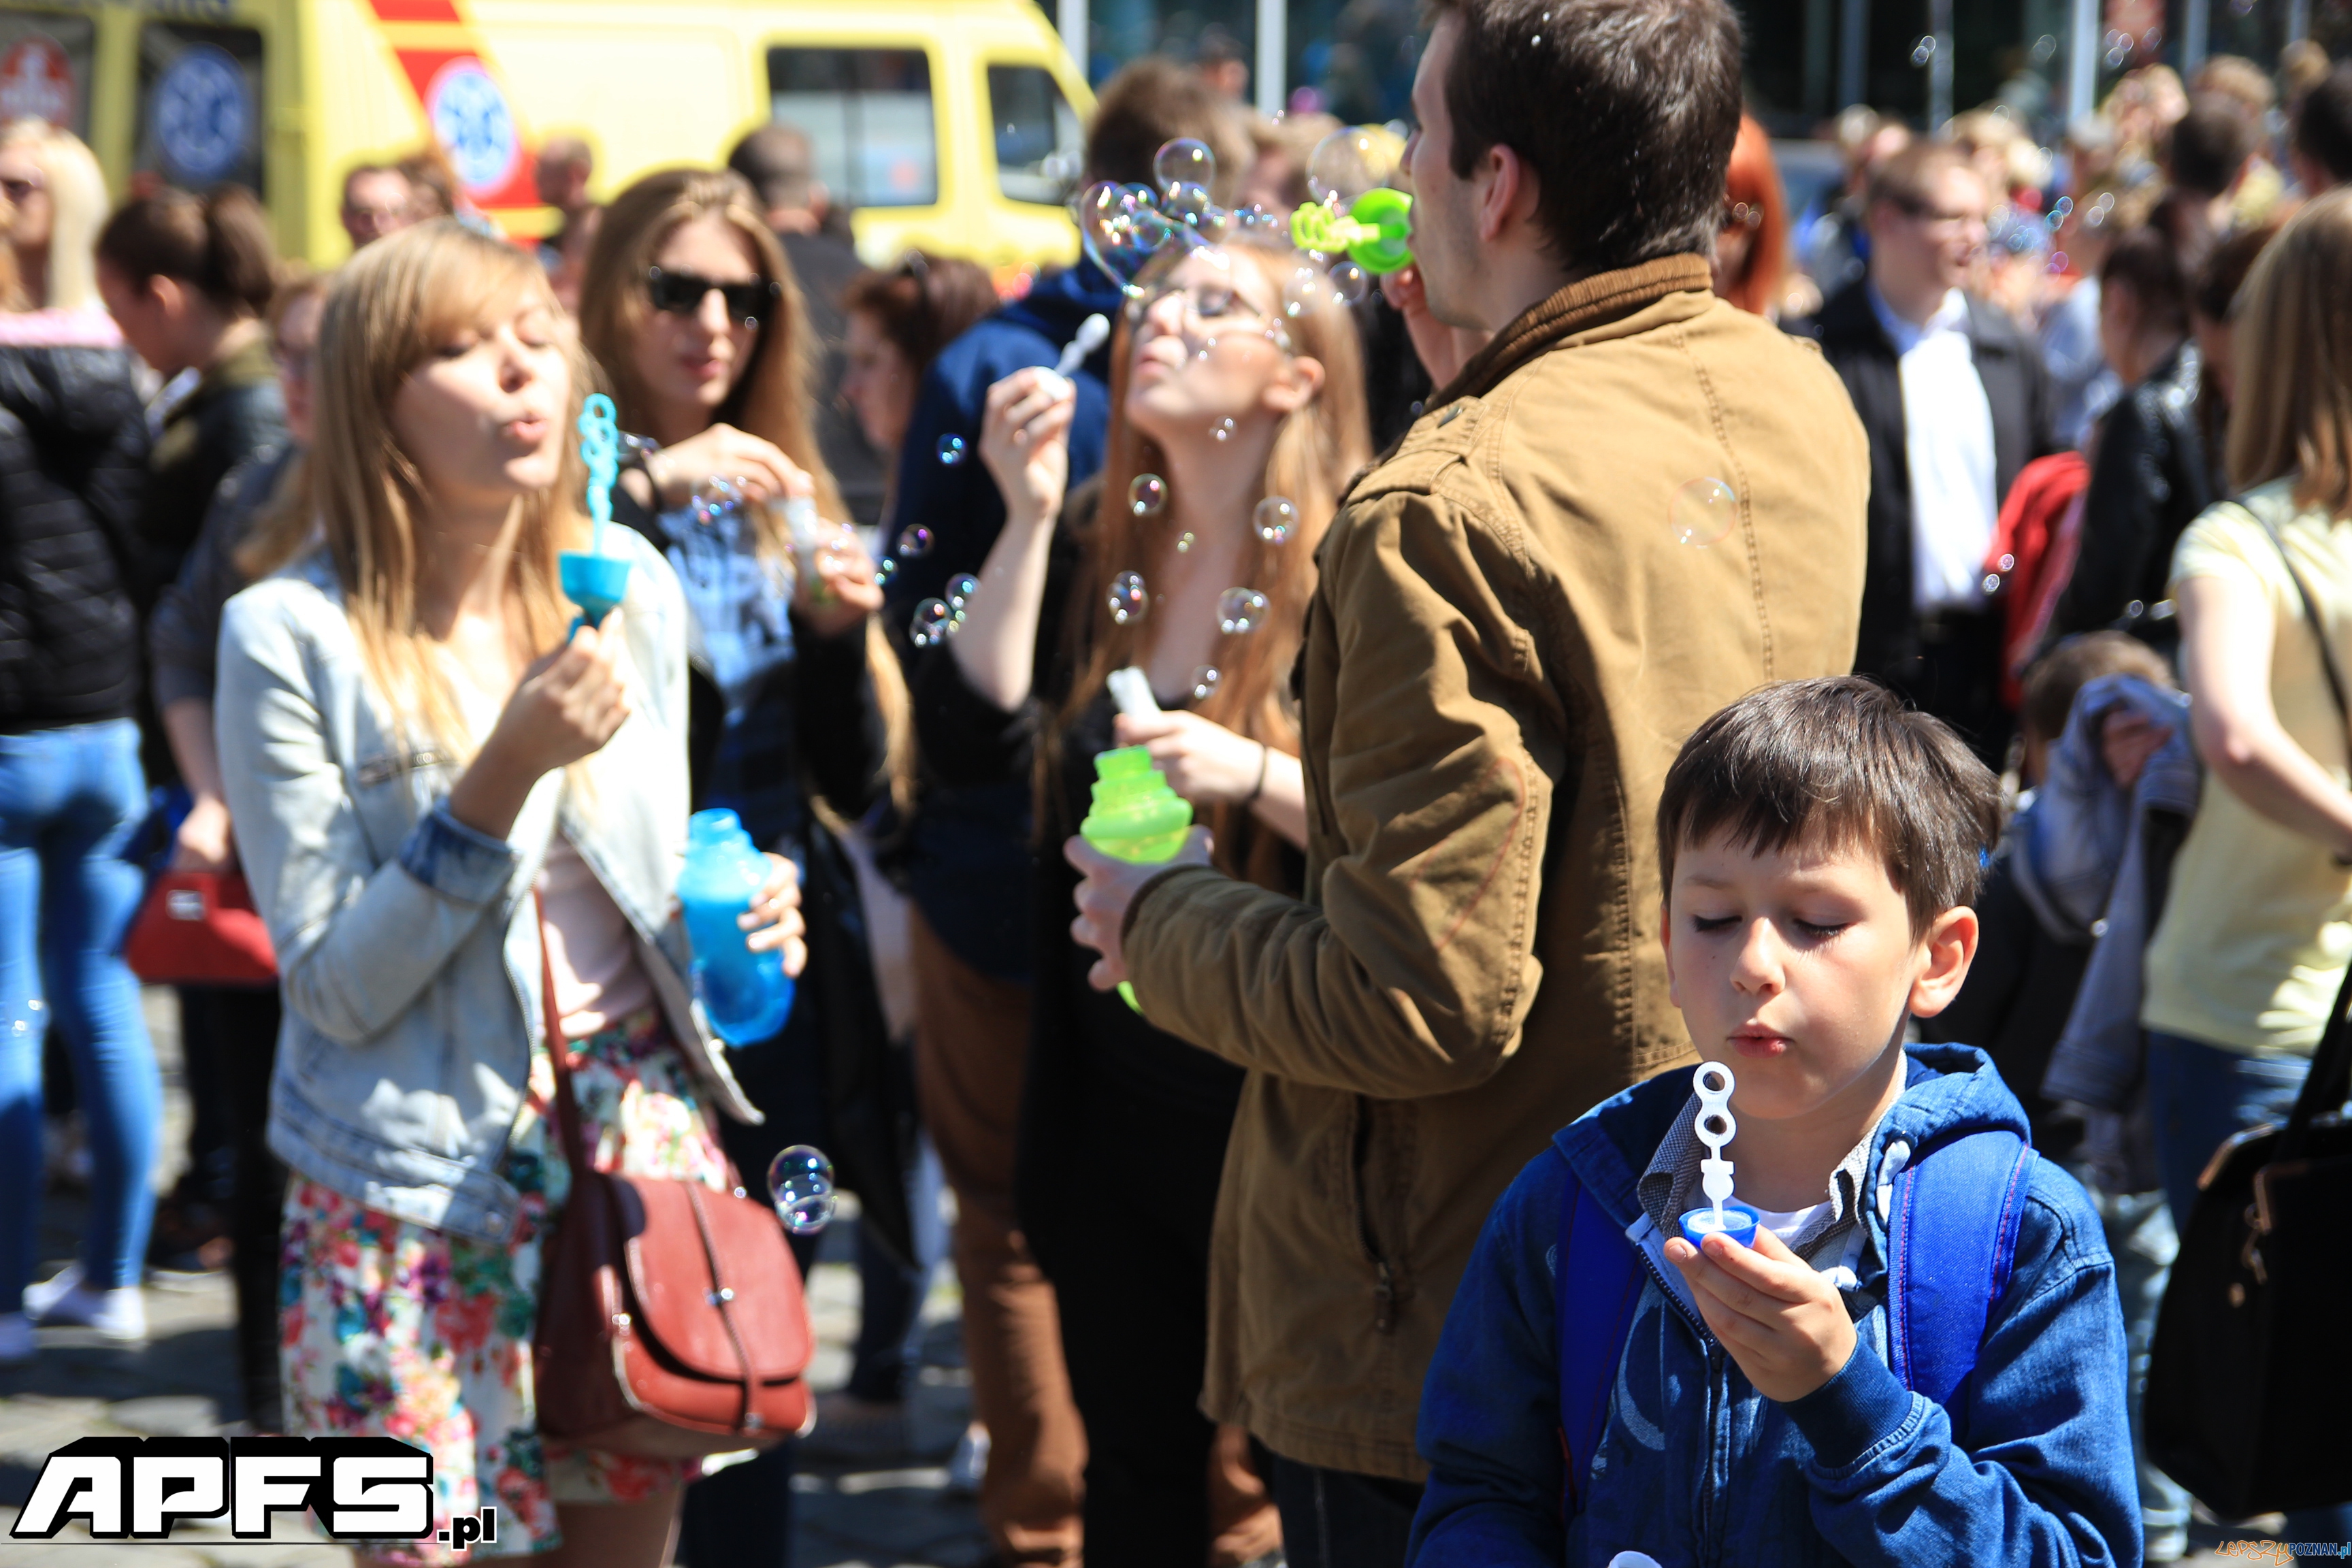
[123,871,277,986]
[528,897,814,1456]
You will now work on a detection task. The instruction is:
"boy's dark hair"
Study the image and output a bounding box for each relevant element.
[2020,632,2176,749]
[2293,62,2352,188]
[1420,0,1742,272]
[2100,223,2191,333]
[1656,677,2001,935]
[2165,94,2257,197]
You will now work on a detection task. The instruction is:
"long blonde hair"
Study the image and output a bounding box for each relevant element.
[1055,241,1372,879]
[1,118,110,310]
[311,220,587,757]
[2229,189,2352,518]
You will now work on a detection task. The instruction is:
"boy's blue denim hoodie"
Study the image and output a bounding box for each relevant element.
[1410,1045,2140,1567]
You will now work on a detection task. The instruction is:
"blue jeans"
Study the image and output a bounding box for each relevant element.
[2146,1031,2352,1540]
[0,719,159,1307]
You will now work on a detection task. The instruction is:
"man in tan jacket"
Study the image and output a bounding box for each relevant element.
[1066,0,1871,1553]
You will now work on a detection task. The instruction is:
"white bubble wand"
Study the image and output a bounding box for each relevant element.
[1678,1060,1759,1248]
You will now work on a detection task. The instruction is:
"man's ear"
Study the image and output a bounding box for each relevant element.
[1475,142,1538,246]
[1908,904,1979,1019]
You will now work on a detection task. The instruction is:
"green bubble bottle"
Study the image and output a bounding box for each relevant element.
[1079,745,1193,1012]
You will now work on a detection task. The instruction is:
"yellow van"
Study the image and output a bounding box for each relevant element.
[0,0,1092,274]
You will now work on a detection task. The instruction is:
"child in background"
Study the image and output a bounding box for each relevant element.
[1409,676,2138,1567]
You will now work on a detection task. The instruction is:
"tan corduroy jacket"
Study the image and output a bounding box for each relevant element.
[1121,257,1870,1480]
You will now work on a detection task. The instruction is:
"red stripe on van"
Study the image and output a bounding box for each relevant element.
[370,0,464,21]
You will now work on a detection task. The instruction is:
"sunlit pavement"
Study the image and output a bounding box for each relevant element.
[0,989,987,1568]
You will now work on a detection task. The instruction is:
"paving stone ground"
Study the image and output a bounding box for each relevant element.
[0,990,987,1567]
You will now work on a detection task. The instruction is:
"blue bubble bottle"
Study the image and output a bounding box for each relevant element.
[677,808,794,1045]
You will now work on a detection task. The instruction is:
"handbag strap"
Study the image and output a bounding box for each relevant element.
[2253,502,2352,740]
[534,890,595,1179]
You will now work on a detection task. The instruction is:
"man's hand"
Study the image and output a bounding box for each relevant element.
[1663,1222,1857,1403]
[171,794,236,872]
[1065,828,1213,990]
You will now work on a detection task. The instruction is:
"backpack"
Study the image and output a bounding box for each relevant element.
[1556,1128,2037,1514]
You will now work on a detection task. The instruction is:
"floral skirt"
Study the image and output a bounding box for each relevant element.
[278,1009,730,1563]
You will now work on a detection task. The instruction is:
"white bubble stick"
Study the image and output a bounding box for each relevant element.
[1693,1060,1737,1234]
[1054,312,1111,378]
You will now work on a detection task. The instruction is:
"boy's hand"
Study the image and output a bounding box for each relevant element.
[1664,1222,1856,1403]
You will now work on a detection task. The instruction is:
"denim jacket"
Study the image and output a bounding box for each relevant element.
[216,528,760,1244]
[1409,1045,2139,1567]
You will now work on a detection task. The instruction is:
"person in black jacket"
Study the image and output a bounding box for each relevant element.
[2048,225,2211,644]
[1792,141,2057,764]
[0,258,160,1362]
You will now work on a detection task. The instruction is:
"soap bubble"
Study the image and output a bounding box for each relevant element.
[1154,137,1217,195]
[766,1145,837,1235]
[937,434,968,466]
[691,476,742,527]
[1162,181,1213,227]
[1211,418,1235,442]
[1176,531,1196,553]
[1911,34,1936,65]
[875,557,898,587]
[1190,665,1221,700]
[910,599,953,647]
[1108,570,1149,625]
[896,525,934,559]
[1078,180,1182,293]
[1217,587,1269,634]
[1670,477,1739,549]
[1255,496,1297,544]
[1282,266,1326,320]
[1307,125,1390,206]
[1194,336,1220,361]
[1129,474,1168,518]
[1328,260,1370,306]
[947,573,979,609]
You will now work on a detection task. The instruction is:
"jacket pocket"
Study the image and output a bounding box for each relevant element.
[1348,1096,1411,1334]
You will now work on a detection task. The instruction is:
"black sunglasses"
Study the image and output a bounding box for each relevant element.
[645,266,780,325]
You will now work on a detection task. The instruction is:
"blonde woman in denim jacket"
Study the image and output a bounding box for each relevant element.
[216,223,802,1568]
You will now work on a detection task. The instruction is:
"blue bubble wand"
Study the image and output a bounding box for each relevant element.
[559,393,630,630]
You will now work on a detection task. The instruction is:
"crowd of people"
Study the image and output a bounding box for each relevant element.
[3,0,2351,1565]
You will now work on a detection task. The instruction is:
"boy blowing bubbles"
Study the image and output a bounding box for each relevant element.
[1410,677,2137,1566]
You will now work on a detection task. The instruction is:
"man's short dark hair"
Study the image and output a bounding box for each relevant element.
[2166,94,2257,197]
[729,122,817,214]
[2100,222,2191,333]
[1865,141,1977,216]
[2293,61,2352,187]
[1422,0,1742,272]
[1656,677,2000,936]
[1083,56,1247,199]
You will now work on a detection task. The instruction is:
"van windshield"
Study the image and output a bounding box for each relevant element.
[986,64,1081,208]
[767,47,938,209]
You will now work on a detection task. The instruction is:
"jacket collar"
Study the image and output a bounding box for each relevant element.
[1433,255,1714,408]
[1818,275,2019,363]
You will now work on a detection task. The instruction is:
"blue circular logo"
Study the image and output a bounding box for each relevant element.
[426,60,518,194]
[150,45,247,184]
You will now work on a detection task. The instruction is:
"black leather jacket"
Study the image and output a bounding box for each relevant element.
[2049,340,2211,639]
[0,337,152,730]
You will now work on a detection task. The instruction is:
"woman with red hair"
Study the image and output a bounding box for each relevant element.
[1713,114,1791,318]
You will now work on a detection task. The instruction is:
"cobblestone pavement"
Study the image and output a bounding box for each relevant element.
[0,990,988,1567]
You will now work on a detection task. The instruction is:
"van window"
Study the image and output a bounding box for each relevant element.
[135,22,265,197]
[0,14,97,143]
[986,64,1083,207]
[767,48,938,209]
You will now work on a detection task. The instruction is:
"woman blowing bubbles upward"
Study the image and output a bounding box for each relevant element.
[214,223,802,1568]
[919,235,1369,1565]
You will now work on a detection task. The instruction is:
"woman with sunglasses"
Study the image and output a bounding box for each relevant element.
[575,168,902,1562]
[928,238,1371,1565]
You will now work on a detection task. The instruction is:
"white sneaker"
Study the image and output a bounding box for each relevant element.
[31,1274,147,1345]
[21,1264,81,1320]
[0,1311,34,1365]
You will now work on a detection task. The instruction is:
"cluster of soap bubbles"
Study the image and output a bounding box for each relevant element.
[766,1144,836,1235]
[1077,131,1399,315]
[908,572,980,648]
[692,476,744,527]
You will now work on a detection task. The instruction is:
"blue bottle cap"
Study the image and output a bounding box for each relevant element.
[1678,1200,1762,1251]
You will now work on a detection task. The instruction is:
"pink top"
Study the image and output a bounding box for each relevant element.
[536,832,657,1041]
[0,305,124,348]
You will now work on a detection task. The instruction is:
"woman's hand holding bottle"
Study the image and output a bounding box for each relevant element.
[1112,711,1267,805]
[742,851,807,977]
[448,615,632,840]
[643,422,813,511]
[792,523,884,639]
[979,366,1075,532]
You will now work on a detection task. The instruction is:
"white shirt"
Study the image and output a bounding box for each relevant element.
[1872,285,1999,614]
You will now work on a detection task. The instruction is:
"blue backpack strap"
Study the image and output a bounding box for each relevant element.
[1886,1128,2036,1429]
[1556,1165,1644,1516]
